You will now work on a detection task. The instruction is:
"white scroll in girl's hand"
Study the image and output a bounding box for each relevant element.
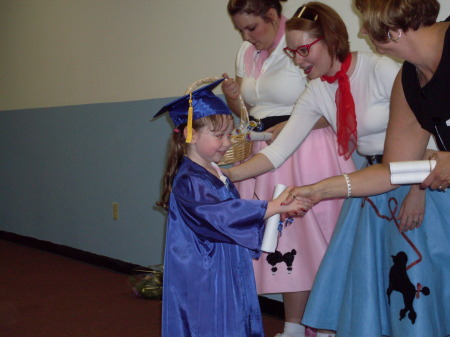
[261,184,286,253]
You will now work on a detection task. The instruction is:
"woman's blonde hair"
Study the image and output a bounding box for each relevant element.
[355,0,440,43]
[286,2,350,63]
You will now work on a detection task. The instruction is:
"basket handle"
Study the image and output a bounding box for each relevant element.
[184,76,250,129]
[184,76,222,94]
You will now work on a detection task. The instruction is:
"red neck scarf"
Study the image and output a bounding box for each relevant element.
[321,53,357,159]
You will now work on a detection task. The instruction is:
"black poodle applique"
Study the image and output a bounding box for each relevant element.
[363,196,432,325]
[266,249,297,275]
[387,251,430,324]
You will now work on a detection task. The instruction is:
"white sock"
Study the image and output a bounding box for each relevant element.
[315,332,336,337]
[283,322,306,337]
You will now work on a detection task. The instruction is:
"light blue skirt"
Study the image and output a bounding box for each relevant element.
[302,185,450,337]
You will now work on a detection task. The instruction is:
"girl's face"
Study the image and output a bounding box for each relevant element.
[285,30,333,80]
[189,116,234,165]
[232,12,276,51]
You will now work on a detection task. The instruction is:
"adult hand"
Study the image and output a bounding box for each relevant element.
[277,186,312,218]
[397,186,425,232]
[221,73,240,100]
[265,121,287,145]
[421,151,450,192]
[282,185,320,217]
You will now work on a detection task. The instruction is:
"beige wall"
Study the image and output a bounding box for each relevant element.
[1,0,449,110]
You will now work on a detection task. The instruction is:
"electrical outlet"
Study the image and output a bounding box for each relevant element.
[112,202,119,220]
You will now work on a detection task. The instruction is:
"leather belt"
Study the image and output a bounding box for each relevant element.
[249,115,290,132]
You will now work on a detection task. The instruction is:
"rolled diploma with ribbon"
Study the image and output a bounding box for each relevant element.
[246,131,272,142]
[261,184,287,253]
[390,160,436,184]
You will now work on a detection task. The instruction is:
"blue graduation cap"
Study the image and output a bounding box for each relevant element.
[153,77,231,143]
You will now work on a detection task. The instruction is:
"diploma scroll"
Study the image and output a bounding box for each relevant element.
[261,184,287,253]
[390,160,436,184]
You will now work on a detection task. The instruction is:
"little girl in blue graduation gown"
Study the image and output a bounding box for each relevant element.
[154,78,309,337]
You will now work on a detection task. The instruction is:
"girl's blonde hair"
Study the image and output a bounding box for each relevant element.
[157,114,233,210]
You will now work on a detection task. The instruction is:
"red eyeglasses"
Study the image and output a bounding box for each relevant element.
[283,36,324,58]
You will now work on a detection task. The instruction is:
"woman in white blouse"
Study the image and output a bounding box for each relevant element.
[222,1,354,336]
[225,2,434,337]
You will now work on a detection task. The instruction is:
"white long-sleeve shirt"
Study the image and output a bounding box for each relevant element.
[260,52,401,168]
[236,38,308,120]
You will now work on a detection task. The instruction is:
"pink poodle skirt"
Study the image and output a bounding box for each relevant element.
[235,126,356,293]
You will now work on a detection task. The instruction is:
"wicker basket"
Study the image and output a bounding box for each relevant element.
[185,77,253,166]
[217,94,253,165]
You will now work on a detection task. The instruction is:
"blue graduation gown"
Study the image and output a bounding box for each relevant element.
[162,157,267,337]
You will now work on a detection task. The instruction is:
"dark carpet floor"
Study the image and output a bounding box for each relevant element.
[0,239,283,336]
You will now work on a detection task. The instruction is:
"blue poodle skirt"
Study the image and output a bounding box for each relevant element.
[302,185,450,337]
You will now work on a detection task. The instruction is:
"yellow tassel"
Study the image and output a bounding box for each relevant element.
[185,92,193,143]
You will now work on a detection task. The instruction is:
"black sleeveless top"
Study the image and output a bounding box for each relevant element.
[402,25,450,151]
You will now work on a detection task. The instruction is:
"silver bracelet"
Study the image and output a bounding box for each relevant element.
[343,173,352,198]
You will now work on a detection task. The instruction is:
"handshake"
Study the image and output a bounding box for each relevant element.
[263,184,315,253]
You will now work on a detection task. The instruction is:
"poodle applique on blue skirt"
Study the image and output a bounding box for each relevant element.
[302,185,450,337]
